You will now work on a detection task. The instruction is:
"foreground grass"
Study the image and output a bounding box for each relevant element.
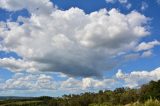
[0,99,159,106]
[0,101,43,106]
[128,99,160,106]
[89,99,160,106]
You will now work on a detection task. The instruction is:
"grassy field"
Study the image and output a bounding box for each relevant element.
[0,99,159,106]
[0,100,43,106]
[89,99,160,106]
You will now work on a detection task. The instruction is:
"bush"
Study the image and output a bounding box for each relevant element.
[128,99,160,106]
[89,102,113,106]
[144,99,160,106]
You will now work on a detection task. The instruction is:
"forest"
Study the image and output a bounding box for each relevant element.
[0,80,160,106]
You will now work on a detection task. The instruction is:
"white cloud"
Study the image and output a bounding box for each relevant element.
[106,0,116,3]
[126,3,132,9]
[106,0,131,9]
[0,58,37,72]
[106,0,128,4]
[123,50,152,60]
[60,78,81,90]
[116,69,125,79]
[82,78,115,89]
[54,77,116,91]
[0,0,151,77]
[0,73,116,92]
[119,0,128,4]
[141,2,148,11]
[0,73,56,90]
[141,50,152,57]
[0,0,159,96]
[0,66,160,93]
[116,67,160,88]
[136,40,160,52]
[0,0,54,15]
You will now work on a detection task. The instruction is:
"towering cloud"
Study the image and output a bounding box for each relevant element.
[0,0,150,77]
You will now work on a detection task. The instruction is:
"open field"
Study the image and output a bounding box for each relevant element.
[0,101,42,106]
[0,99,160,106]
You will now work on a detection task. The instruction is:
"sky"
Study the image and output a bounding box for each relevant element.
[0,0,160,97]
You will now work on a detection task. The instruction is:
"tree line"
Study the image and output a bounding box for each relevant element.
[0,80,160,106]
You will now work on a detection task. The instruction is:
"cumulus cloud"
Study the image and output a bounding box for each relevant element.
[82,78,115,89]
[0,72,116,92]
[116,69,125,79]
[0,0,54,15]
[1,67,160,93]
[0,58,37,72]
[116,67,160,88]
[0,0,152,77]
[0,73,56,90]
[136,40,160,52]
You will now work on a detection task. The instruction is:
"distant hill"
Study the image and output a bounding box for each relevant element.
[0,96,34,100]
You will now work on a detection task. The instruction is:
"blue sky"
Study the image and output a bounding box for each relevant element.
[0,0,160,97]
